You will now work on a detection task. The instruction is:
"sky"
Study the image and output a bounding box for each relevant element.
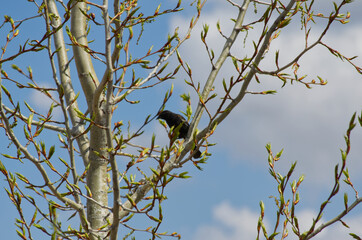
[1,0,362,239]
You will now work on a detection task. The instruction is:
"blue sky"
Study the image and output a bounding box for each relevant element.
[1,0,362,239]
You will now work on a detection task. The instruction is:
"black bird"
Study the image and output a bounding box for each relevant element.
[157,110,202,158]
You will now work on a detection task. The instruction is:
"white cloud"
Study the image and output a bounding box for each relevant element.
[212,25,362,185]
[169,2,362,186]
[192,201,263,240]
[192,202,362,240]
[30,84,63,119]
[31,88,54,110]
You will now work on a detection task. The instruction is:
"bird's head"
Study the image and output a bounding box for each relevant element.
[157,110,171,120]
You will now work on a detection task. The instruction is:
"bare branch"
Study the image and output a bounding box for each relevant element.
[306,197,362,239]
[0,68,86,219]
[188,0,251,138]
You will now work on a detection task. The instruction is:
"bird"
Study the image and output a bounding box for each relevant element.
[157,110,202,158]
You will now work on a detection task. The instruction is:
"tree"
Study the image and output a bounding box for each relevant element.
[0,0,361,239]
